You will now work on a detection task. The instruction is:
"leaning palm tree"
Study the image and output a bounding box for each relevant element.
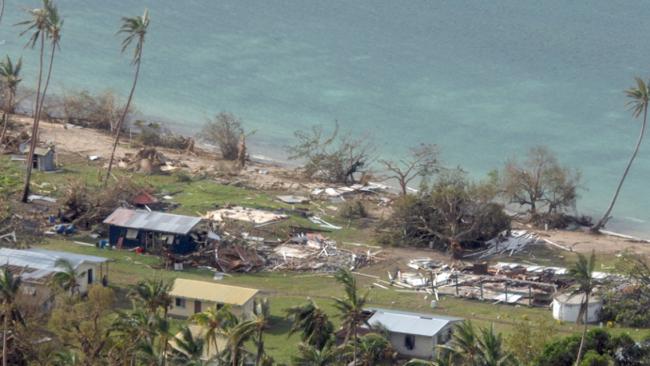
[51,258,82,296]
[286,299,334,350]
[17,0,61,203]
[190,306,237,361]
[292,341,337,366]
[0,267,23,366]
[333,268,370,366]
[0,56,22,144]
[105,9,150,186]
[568,250,596,366]
[592,77,650,232]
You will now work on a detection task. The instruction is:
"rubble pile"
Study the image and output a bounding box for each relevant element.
[389,258,622,307]
[117,148,187,174]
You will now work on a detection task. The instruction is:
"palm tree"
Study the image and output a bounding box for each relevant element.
[52,350,79,366]
[0,56,22,145]
[333,268,370,366]
[592,77,650,232]
[476,324,516,366]
[292,342,337,366]
[51,258,82,296]
[111,307,160,364]
[190,306,237,361]
[286,299,334,350]
[568,250,596,366]
[0,267,23,366]
[17,0,61,203]
[222,319,257,366]
[129,278,172,317]
[252,298,270,366]
[105,9,150,186]
[168,326,208,366]
[438,321,479,365]
[346,333,395,366]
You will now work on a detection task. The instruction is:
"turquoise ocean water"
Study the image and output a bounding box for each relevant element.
[1,1,650,236]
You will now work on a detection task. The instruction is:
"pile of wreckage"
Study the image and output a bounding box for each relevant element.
[163,205,381,273]
[387,257,620,307]
[310,182,391,206]
[116,148,187,174]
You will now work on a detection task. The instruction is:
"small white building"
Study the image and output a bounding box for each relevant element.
[0,248,110,310]
[552,293,603,323]
[366,308,462,360]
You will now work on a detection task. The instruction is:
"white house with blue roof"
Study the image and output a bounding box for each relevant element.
[366,308,463,360]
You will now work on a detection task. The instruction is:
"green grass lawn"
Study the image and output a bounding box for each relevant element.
[4,154,645,363]
[37,239,650,364]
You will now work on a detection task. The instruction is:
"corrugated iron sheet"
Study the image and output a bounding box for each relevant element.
[103,208,201,235]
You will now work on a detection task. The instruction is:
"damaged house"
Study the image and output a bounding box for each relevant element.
[18,142,56,172]
[103,208,204,254]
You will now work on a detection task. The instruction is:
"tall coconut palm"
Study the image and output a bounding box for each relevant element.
[0,267,23,366]
[592,78,650,232]
[333,268,369,366]
[190,306,237,361]
[438,321,479,365]
[17,0,61,203]
[51,258,83,296]
[292,342,337,366]
[286,299,334,350]
[568,250,596,366]
[111,307,160,364]
[0,56,22,144]
[251,298,270,366]
[105,9,150,186]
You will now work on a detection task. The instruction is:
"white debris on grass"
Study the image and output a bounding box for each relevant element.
[466,230,540,259]
[204,206,288,225]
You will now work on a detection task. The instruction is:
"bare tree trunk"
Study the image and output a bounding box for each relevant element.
[104,57,142,187]
[592,106,647,232]
[255,329,263,366]
[575,295,589,366]
[20,35,45,203]
[0,0,5,26]
[0,113,7,146]
[2,309,7,366]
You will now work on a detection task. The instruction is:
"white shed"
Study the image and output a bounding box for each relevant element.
[552,293,602,323]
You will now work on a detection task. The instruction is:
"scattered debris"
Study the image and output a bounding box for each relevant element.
[276,195,310,204]
[466,230,540,259]
[27,195,57,204]
[309,216,342,230]
[204,206,288,225]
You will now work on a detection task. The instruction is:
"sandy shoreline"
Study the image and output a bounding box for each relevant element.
[9,114,650,255]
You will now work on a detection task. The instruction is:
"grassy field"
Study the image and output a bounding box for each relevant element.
[37,239,649,364]
[2,154,646,363]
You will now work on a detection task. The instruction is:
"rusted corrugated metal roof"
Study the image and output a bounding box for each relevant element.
[131,191,158,205]
[103,208,201,235]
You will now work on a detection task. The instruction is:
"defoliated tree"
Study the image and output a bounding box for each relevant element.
[380,143,439,195]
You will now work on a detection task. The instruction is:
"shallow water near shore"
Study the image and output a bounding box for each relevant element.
[1,1,650,237]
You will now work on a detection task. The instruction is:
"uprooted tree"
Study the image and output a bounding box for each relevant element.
[201,112,245,161]
[379,143,439,195]
[500,146,581,227]
[62,89,134,132]
[287,122,374,184]
[379,169,510,257]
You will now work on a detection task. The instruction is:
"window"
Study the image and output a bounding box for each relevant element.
[126,229,139,240]
[87,268,94,285]
[405,334,415,350]
[175,297,186,308]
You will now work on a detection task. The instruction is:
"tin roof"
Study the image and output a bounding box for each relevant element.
[169,278,258,306]
[0,248,109,282]
[366,308,462,337]
[103,208,201,235]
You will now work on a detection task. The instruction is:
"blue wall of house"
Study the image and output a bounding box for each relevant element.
[107,225,196,254]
